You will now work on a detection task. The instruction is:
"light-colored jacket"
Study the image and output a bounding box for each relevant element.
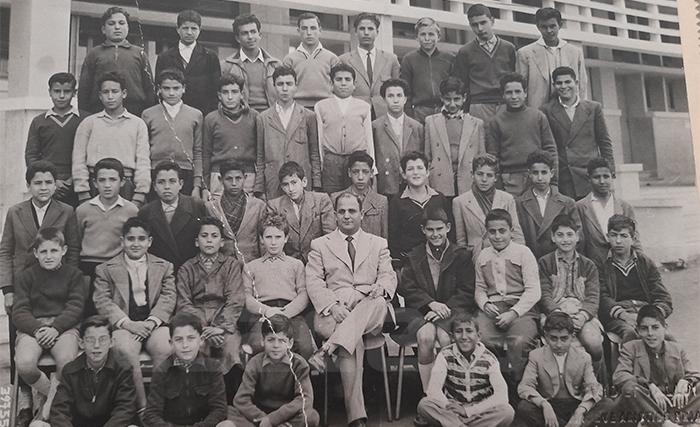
[372,114,424,196]
[339,49,400,118]
[205,194,266,263]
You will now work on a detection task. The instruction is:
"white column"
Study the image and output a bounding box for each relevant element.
[612,0,628,38]
[249,3,291,59]
[377,15,395,54]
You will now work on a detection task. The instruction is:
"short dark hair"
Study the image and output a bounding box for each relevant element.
[48,72,76,89]
[543,312,575,334]
[297,12,321,28]
[467,3,493,19]
[472,154,499,173]
[169,312,203,336]
[272,66,297,84]
[400,151,429,172]
[607,214,636,234]
[330,63,355,81]
[526,150,554,170]
[233,14,261,36]
[278,161,306,182]
[346,150,374,170]
[122,217,152,237]
[97,71,126,91]
[157,68,186,86]
[93,158,125,180]
[535,7,562,25]
[439,76,466,97]
[258,211,290,237]
[552,66,576,82]
[421,206,450,227]
[25,160,57,184]
[198,216,224,236]
[101,6,130,26]
[551,214,579,233]
[380,78,410,98]
[485,208,513,229]
[153,160,183,180]
[636,304,666,326]
[261,314,294,339]
[500,72,527,92]
[450,312,479,333]
[353,13,380,29]
[218,159,247,177]
[334,192,363,212]
[33,227,66,250]
[80,315,112,337]
[218,74,245,91]
[177,9,202,27]
[586,157,612,176]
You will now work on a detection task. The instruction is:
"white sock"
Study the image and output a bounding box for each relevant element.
[418,362,434,392]
[41,376,59,420]
[29,373,50,396]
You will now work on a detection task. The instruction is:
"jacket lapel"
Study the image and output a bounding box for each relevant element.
[402,119,415,154]
[534,47,551,82]
[327,231,353,271]
[285,104,305,138]
[185,44,205,72]
[416,251,437,297]
[237,196,257,237]
[109,257,131,305]
[146,256,162,306]
[552,102,573,131]
[42,201,62,229]
[150,205,179,257]
[350,51,370,86]
[542,347,561,386]
[539,192,566,239]
[169,198,193,242]
[298,195,315,241]
[383,118,401,152]
[267,109,287,135]
[464,192,486,224]
[568,102,591,142]
[18,201,38,239]
[458,116,477,166]
[521,191,544,225]
[581,194,605,237]
[435,114,451,164]
[353,230,371,269]
[371,51,387,90]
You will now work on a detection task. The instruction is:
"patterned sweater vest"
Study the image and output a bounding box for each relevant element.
[442,342,497,404]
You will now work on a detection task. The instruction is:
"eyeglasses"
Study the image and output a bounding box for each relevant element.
[83,336,110,346]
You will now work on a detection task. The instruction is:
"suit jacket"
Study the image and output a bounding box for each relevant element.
[221,48,282,109]
[0,199,80,293]
[425,113,485,197]
[254,103,321,198]
[519,345,602,411]
[575,193,635,268]
[339,49,400,118]
[331,188,388,239]
[137,195,207,271]
[372,114,424,196]
[267,192,336,264]
[452,190,524,260]
[305,229,397,313]
[205,194,266,263]
[516,40,587,109]
[516,187,582,258]
[155,43,221,115]
[93,254,176,326]
[541,99,616,200]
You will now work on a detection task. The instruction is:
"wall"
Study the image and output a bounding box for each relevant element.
[652,113,696,184]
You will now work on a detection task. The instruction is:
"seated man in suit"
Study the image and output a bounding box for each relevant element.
[306,192,397,427]
[138,161,207,271]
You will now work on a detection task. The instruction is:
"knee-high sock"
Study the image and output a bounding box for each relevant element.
[29,373,50,396]
[418,362,433,393]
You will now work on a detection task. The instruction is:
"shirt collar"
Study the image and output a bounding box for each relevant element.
[102,40,131,48]
[262,352,293,367]
[533,187,551,199]
[163,101,183,116]
[536,37,567,49]
[426,240,449,262]
[555,249,579,264]
[297,42,323,57]
[172,353,206,370]
[262,252,287,263]
[45,105,80,118]
[275,102,295,114]
[387,113,405,125]
[97,109,131,119]
[32,200,50,213]
[178,41,196,52]
[89,195,125,211]
[124,253,147,266]
[478,35,498,47]
[559,96,580,110]
[400,185,439,199]
[161,197,179,212]
[240,48,264,63]
[357,46,376,57]
[339,228,362,241]
[591,192,614,205]
[197,253,220,264]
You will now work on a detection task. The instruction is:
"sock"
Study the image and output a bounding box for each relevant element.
[29,373,50,396]
[41,376,59,420]
[418,362,434,392]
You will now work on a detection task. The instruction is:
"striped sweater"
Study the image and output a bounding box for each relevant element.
[441,342,497,404]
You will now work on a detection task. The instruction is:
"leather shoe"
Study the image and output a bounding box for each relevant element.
[348,418,367,427]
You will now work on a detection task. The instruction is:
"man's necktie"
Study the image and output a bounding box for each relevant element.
[346,235,356,269]
[366,52,373,85]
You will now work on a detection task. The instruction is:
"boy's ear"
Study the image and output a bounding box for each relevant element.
[78,338,85,352]
[61,245,68,257]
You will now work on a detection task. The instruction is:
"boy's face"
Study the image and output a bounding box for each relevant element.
[218,83,242,110]
[171,325,202,363]
[177,21,200,46]
[33,239,67,270]
[422,219,450,247]
[468,14,495,42]
[263,331,293,361]
[416,24,439,52]
[121,227,152,260]
[545,328,572,356]
[298,18,321,47]
[154,169,182,204]
[274,75,297,104]
[528,162,552,193]
[607,227,634,257]
[589,167,613,196]
[554,74,578,101]
[27,171,56,204]
[102,12,128,43]
[536,17,561,45]
[401,159,429,188]
[503,81,526,109]
[49,82,76,111]
[637,317,666,351]
[452,321,480,355]
[236,22,261,52]
[196,224,223,256]
[94,168,124,201]
[261,226,288,256]
[441,91,465,114]
[348,161,372,192]
[222,169,245,196]
[280,174,307,202]
[473,165,497,192]
[384,86,406,115]
[98,80,126,112]
[551,225,579,253]
[81,326,112,367]
[336,196,363,235]
[159,78,185,106]
[356,19,378,50]
[486,219,512,251]
[332,71,355,99]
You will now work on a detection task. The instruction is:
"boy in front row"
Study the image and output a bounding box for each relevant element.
[232,314,320,427]
[416,313,514,427]
[144,312,235,427]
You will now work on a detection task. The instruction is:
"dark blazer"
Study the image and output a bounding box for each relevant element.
[339,49,401,118]
[516,187,582,259]
[541,99,615,200]
[138,195,207,271]
[372,114,424,196]
[0,199,80,294]
[155,43,221,116]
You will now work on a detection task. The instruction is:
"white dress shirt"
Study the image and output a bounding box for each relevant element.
[387,113,405,145]
[163,100,183,118]
[534,188,550,217]
[559,96,580,122]
[357,46,376,71]
[591,194,615,234]
[89,195,125,212]
[275,102,296,130]
[32,201,50,227]
[124,255,148,306]
[240,48,264,63]
[178,41,196,64]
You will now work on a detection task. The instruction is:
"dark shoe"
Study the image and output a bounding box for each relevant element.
[413,413,430,427]
[308,349,326,373]
[15,408,32,427]
[348,418,367,427]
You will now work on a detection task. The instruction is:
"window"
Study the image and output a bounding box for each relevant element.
[660,21,679,30]
[658,6,678,16]
[661,35,681,44]
[514,11,536,24]
[624,0,647,11]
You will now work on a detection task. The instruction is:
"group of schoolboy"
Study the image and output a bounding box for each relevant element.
[4,2,697,427]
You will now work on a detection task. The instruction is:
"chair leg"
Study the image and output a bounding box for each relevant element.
[380,344,392,422]
[9,369,18,427]
[323,357,328,427]
[394,345,405,420]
